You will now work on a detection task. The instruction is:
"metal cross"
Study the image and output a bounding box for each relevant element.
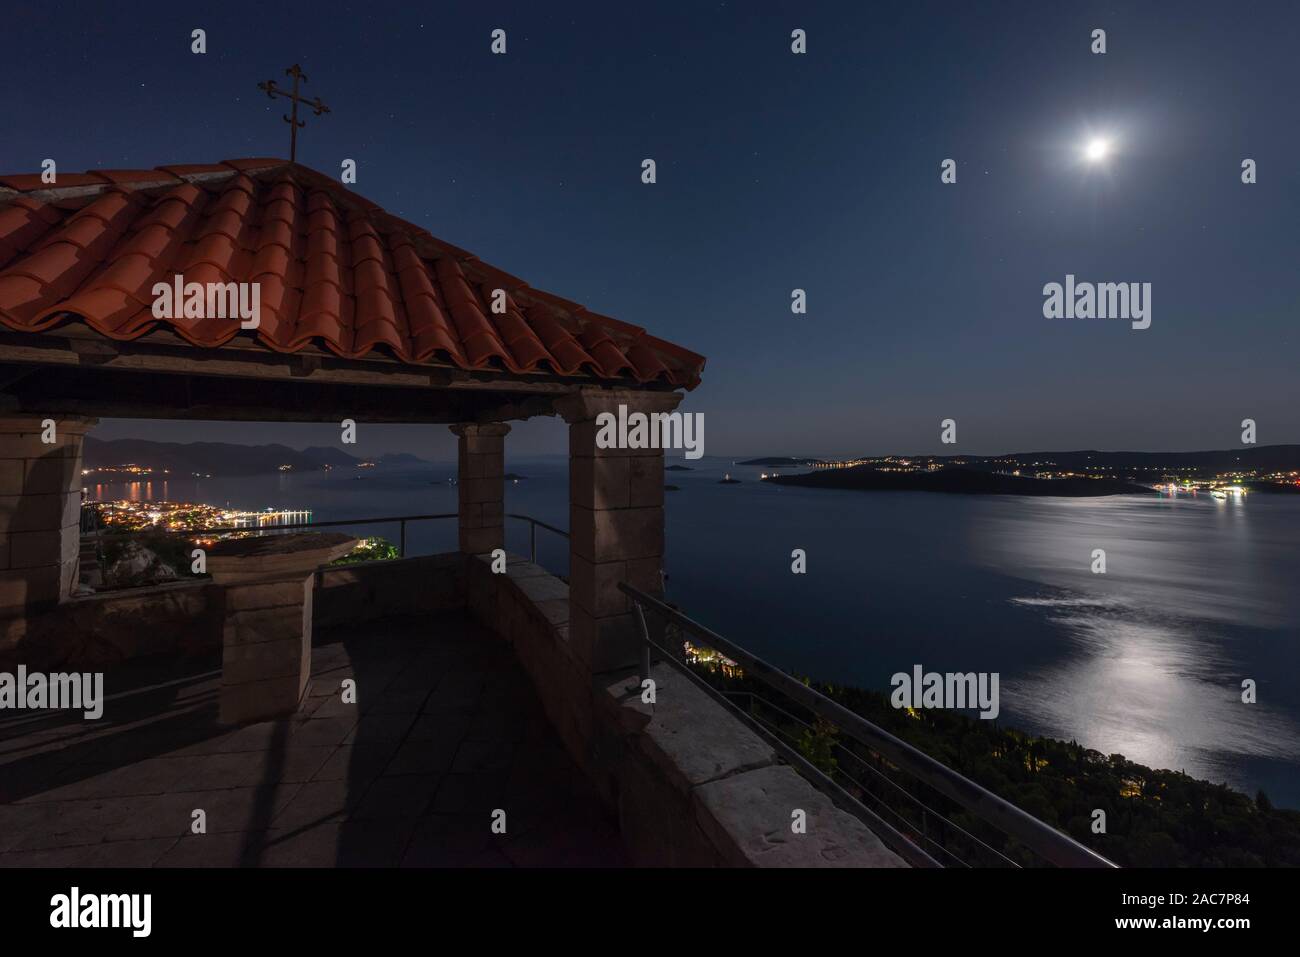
[257,64,331,163]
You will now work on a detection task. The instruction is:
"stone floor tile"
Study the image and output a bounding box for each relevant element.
[0,613,628,867]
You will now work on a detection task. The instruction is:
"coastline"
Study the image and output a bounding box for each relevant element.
[766,466,1152,497]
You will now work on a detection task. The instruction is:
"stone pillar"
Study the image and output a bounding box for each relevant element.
[0,415,96,619]
[207,532,357,725]
[450,423,510,555]
[557,389,682,675]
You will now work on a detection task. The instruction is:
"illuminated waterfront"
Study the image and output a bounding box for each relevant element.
[88,499,313,533]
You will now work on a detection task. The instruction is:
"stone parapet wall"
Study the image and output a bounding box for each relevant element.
[465,552,591,765]
[314,552,465,628]
[594,665,906,867]
[464,552,906,868]
[0,578,221,672]
[0,552,466,672]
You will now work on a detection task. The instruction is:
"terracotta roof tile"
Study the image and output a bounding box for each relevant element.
[0,274,46,324]
[156,163,236,178]
[57,287,140,333]
[91,169,183,187]
[217,158,286,172]
[0,172,106,191]
[0,160,704,389]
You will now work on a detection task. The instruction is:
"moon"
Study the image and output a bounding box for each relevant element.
[1084,137,1111,163]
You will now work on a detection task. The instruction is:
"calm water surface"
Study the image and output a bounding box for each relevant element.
[88,455,1300,807]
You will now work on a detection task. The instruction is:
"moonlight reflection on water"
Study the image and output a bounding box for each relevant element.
[978,496,1300,788]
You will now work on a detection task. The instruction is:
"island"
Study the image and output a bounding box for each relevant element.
[737,456,825,467]
[767,465,1151,496]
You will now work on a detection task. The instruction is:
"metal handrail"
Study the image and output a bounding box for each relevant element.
[618,581,1117,869]
[506,513,569,564]
[626,606,940,868]
[724,689,1019,868]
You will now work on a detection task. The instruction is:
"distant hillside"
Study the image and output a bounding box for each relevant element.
[738,456,825,466]
[299,445,360,467]
[377,452,427,466]
[768,466,1150,497]
[83,438,426,476]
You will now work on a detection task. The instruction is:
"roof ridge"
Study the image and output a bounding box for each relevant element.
[0,159,705,388]
[0,159,288,205]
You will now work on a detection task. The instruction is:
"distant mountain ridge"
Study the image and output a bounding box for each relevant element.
[83,438,427,476]
[737,456,825,466]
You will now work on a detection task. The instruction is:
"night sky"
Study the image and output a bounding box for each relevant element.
[5,1,1298,460]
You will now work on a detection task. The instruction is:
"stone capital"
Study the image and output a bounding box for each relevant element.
[206,532,357,586]
[449,422,512,438]
[554,388,684,424]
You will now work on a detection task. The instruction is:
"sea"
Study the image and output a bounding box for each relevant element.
[86,454,1300,808]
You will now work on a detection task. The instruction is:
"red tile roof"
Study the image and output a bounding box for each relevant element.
[0,160,704,390]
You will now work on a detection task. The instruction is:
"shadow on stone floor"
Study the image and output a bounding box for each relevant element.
[0,611,627,867]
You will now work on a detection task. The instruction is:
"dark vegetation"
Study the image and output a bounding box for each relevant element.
[99,532,191,587]
[684,654,1300,867]
[328,537,400,565]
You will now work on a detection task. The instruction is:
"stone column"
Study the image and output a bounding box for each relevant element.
[450,423,510,555]
[0,415,97,619]
[207,532,357,725]
[556,389,682,675]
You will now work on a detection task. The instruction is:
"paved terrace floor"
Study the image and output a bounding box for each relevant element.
[0,612,627,866]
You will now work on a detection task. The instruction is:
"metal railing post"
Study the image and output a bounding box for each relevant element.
[530,520,537,564]
[399,519,407,558]
[632,600,652,681]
